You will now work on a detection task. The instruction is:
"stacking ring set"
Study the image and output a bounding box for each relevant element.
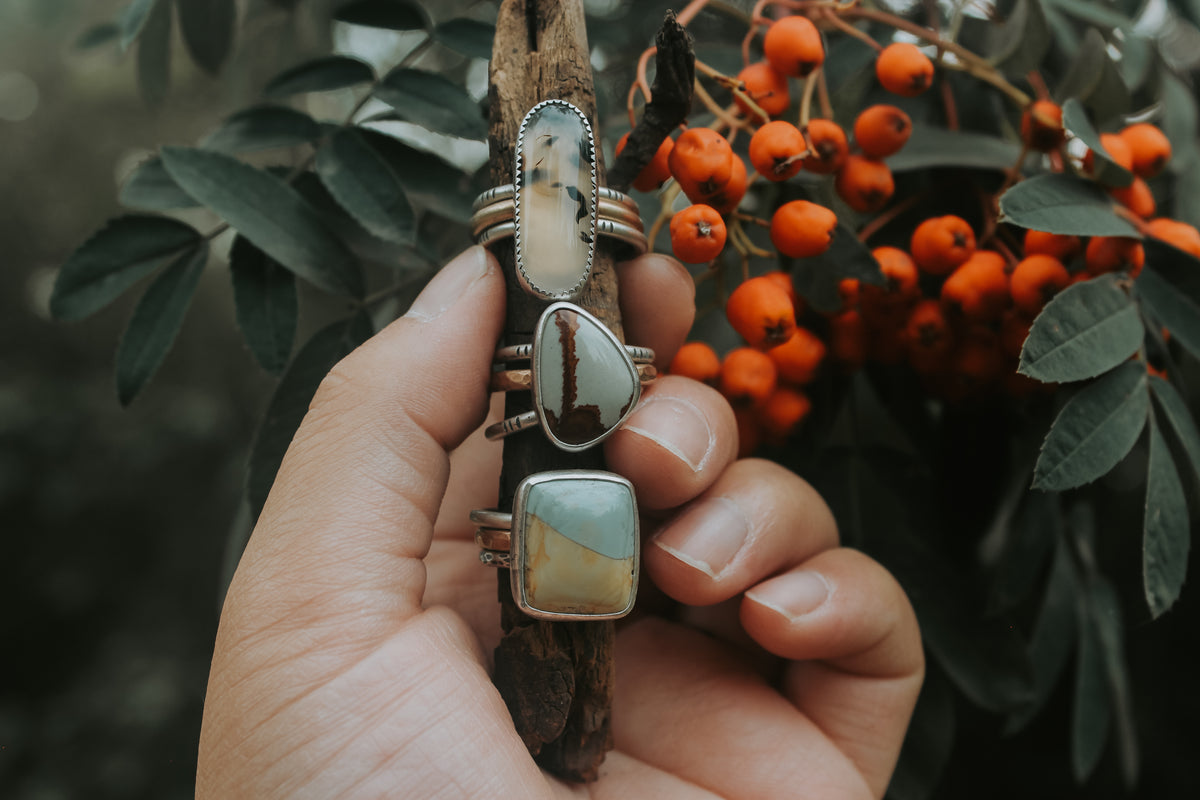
[469,100,651,621]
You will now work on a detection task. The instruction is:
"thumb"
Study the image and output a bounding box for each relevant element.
[229,245,505,630]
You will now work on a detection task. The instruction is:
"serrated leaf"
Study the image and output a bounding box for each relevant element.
[120,157,200,210]
[793,220,884,313]
[119,0,158,49]
[247,312,374,519]
[888,125,1023,173]
[1033,361,1149,491]
[51,216,202,321]
[201,106,323,153]
[1072,585,1112,782]
[160,146,363,297]
[356,129,477,222]
[176,0,235,75]
[1019,274,1142,383]
[136,0,171,107]
[432,18,494,60]
[1149,375,1200,493]
[332,0,426,30]
[988,0,1052,79]
[1144,417,1190,617]
[374,67,486,140]
[315,129,416,244]
[115,241,209,404]
[263,55,376,98]
[1061,98,1133,188]
[1005,536,1078,734]
[999,173,1140,237]
[1054,28,1130,124]
[1136,238,1200,359]
[76,22,120,50]
[230,236,297,375]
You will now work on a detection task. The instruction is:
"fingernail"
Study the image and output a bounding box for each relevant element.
[406,246,492,322]
[622,395,714,472]
[653,497,750,579]
[746,571,831,622]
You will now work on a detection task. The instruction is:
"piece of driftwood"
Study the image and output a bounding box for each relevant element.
[487,1,695,782]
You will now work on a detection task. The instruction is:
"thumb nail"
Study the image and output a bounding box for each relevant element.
[406,246,493,322]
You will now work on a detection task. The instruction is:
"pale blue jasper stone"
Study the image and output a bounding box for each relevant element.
[516,474,638,617]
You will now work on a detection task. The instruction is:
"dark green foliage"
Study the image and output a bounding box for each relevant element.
[374,67,488,140]
[332,0,427,31]
[791,220,884,313]
[1055,28,1130,123]
[315,128,417,244]
[175,0,236,75]
[999,173,1141,237]
[889,126,1022,173]
[988,0,1052,78]
[1143,418,1190,617]
[433,18,495,60]
[1061,98,1133,188]
[1136,239,1200,359]
[136,0,171,107]
[263,56,377,98]
[230,237,298,376]
[201,106,324,153]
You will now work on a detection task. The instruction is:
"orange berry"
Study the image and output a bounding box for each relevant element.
[1120,123,1171,178]
[616,131,674,193]
[749,121,806,181]
[767,326,826,384]
[725,275,797,348]
[853,104,912,159]
[669,128,734,197]
[1083,133,1134,174]
[1023,229,1082,261]
[837,278,860,311]
[905,298,954,373]
[835,155,894,212]
[1085,236,1144,276]
[1145,217,1200,259]
[736,61,791,117]
[762,270,799,307]
[1021,100,1065,152]
[733,406,763,458]
[770,200,838,258]
[1001,310,1034,359]
[803,119,849,174]
[720,347,778,404]
[763,15,825,77]
[829,309,867,369]
[910,215,976,275]
[948,330,1006,396]
[759,385,813,438]
[668,341,721,383]
[876,42,934,97]
[861,246,919,325]
[702,153,747,214]
[1109,176,1156,219]
[670,204,727,263]
[941,251,1010,322]
[1010,254,1070,313]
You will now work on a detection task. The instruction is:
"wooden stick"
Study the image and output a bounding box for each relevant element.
[488,0,619,782]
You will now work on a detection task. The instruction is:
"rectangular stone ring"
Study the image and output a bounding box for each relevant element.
[469,470,640,621]
[484,302,651,451]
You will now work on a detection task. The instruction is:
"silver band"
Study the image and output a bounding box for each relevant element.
[495,341,655,364]
[490,363,656,393]
[470,508,513,530]
[472,197,643,239]
[473,184,639,214]
[484,411,542,441]
[476,218,648,256]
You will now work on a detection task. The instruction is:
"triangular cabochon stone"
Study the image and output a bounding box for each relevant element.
[535,306,638,447]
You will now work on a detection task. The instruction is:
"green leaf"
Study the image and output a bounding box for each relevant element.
[374,67,487,140]
[201,106,323,153]
[1033,361,1149,491]
[119,0,158,49]
[51,215,202,321]
[793,220,884,313]
[136,0,172,107]
[1019,274,1142,383]
[1054,28,1130,124]
[1072,583,1112,781]
[1117,33,1153,90]
[356,129,477,222]
[888,125,1023,173]
[998,173,1140,237]
[432,18,494,60]
[315,129,416,244]
[1162,73,1199,174]
[176,0,235,75]
[230,236,297,375]
[1149,375,1200,493]
[1136,238,1200,359]
[988,0,1052,79]
[75,22,120,50]
[1044,0,1132,29]
[1005,536,1079,734]
[986,489,1058,615]
[1144,417,1190,617]
[247,312,375,519]
[1061,98,1133,188]
[886,665,956,800]
[119,157,200,210]
[160,146,363,297]
[332,0,427,30]
[1088,576,1139,785]
[115,241,209,405]
[263,55,376,98]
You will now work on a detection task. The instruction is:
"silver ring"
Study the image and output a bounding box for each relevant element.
[475,218,648,256]
[472,184,639,214]
[471,197,643,239]
[495,341,655,364]
[470,470,640,621]
[484,302,650,452]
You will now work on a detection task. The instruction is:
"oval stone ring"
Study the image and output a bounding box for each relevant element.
[470,470,640,621]
[485,302,656,452]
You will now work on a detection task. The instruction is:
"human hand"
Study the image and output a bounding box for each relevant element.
[197,245,924,799]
